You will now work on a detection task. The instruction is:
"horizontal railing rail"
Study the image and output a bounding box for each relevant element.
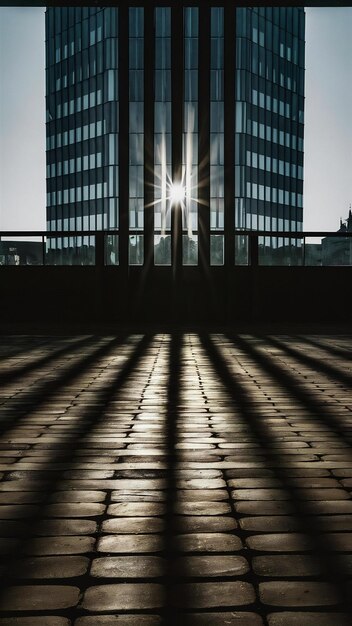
[1,230,352,238]
[0,230,352,267]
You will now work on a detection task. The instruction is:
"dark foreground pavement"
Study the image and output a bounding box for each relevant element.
[0,331,351,625]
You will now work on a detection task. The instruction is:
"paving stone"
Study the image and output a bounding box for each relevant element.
[0,493,46,504]
[176,533,243,552]
[233,488,350,501]
[63,470,114,479]
[34,519,97,536]
[321,533,352,551]
[253,555,322,577]
[174,501,231,515]
[332,469,352,478]
[0,520,28,536]
[171,581,255,608]
[0,505,41,519]
[81,583,163,610]
[176,478,226,489]
[8,556,90,579]
[0,585,80,610]
[234,501,296,515]
[49,490,106,503]
[59,479,167,490]
[106,491,166,502]
[184,613,263,626]
[173,555,249,577]
[277,469,331,477]
[0,537,20,554]
[44,503,106,517]
[293,500,352,514]
[107,502,165,516]
[311,515,352,531]
[336,554,352,574]
[175,489,229,500]
[292,489,350,500]
[91,556,164,578]
[259,582,341,606]
[246,534,314,552]
[0,615,71,626]
[229,479,282,488]
[225,468,274,477]
[74,618,161,626]
[23,536,95,555]
[176,469,223,478]
[102,517,164,534]
[267,612,351,626]
[230,478,340,488]
[98,535,163,553]
[174,515,236,533]
[240,516,301,532]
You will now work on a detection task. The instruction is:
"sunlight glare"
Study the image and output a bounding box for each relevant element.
[169,182,186,206]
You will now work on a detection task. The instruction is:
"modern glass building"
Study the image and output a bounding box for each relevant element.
[45,5,305,267]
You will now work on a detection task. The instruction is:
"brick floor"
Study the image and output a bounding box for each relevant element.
[0,331,351,624]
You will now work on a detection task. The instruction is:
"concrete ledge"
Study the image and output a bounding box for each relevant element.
[0,266,351,324]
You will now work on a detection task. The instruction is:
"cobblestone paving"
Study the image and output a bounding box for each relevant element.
[0,332,351,625]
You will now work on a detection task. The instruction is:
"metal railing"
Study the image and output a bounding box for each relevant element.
[0,230,352,267]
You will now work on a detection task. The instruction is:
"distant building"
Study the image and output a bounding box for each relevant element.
[337,209,352,234]
[322,209,352,266]
[0,241,42,266]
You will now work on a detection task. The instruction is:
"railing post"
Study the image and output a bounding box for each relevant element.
[303,236,306,266]
[249,234,258,267]
[95,232,105,268]
[42,235,46,266]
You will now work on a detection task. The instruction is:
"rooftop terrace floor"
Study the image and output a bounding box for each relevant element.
[0,330,351,625]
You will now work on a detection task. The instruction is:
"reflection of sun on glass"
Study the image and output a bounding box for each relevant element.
[169,182,186,207]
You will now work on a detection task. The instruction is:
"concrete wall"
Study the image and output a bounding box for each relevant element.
[0,266,351,325]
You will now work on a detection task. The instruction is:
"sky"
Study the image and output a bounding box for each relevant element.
[0,7,45,231]
[0,7,352,232]
[304,7,352,231]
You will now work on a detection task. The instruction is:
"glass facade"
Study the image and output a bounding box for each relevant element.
[46,6,305,266]
[154,7,172,265]
[129,7,144,265]
[210,7,225,265]
[46,7,119,259]
[235,7,305,236]
[182,7,198,266]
